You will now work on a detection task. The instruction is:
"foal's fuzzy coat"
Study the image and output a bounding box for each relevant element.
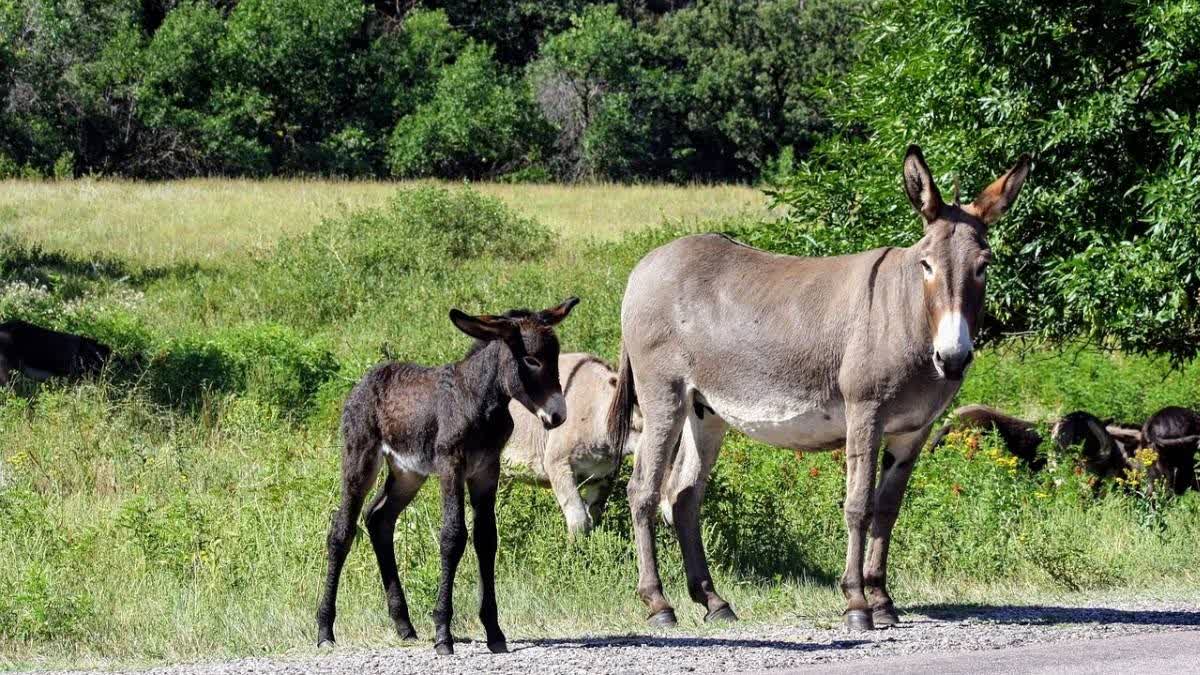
[316,298,579,655]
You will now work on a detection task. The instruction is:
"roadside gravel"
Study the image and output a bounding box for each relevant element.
[32,599,1200,674]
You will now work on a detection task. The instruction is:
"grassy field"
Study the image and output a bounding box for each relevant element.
[1,180,1198,671]
[0,179,769,265]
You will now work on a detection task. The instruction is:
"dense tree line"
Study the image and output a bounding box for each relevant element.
[0,0,864,181]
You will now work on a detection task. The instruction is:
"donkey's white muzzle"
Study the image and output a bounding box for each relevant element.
[933,311,974,380]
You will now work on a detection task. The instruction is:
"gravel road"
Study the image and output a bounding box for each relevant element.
[33,599,1200,675]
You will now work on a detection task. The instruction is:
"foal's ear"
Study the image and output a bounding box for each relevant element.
[449,309,517,342]
[903,144,943,223]
[967,153,1032,225]
[538,296,581,326]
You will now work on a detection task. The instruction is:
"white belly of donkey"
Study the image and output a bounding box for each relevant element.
[703,393,846,450]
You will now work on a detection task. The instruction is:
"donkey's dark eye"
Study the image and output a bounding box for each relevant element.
[523,356,542,369]
[920,259,933,276]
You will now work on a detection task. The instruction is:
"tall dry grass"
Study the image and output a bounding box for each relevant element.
[0,179,771,265]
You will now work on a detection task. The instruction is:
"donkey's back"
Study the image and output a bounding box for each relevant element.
[341,361,443,475]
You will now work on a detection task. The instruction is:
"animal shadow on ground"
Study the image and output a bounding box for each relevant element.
[911,604,1200,627]
[518,635,870,653]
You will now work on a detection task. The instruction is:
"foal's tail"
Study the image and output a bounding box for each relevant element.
[607,343,638,464]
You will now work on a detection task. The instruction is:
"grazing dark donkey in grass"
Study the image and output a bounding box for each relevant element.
[316,298,579,655]
[929,404,1046,468]
[0,319,111,386]
[1142,406,1200,494]
[929,405,1142,480]
[609,145,1030,631]
[1053,411,1142,481]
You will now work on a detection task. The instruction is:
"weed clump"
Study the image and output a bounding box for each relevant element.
[266,186,556,323]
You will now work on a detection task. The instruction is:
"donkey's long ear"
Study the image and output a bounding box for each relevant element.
[449,309,518,342]
[967,153,1032,225]
[538,296,580,326]
[903,144,943,223]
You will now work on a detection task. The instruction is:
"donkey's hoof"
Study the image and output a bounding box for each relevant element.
[647,608,678,628]
[843,609,875,631]
[395,623,418,641]
[434,641,454,656]
[317,639,336,650]
[487,639,509,654]
[873,604,900,627]
[704,604,739,623]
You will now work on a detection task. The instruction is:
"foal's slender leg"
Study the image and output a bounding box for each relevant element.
[669,406,735,621]
[840,402,881,631]
[468,460,507,653]
[316,439,381,647]
[365,468,426,640]
[432,465,468,655]
[626,378,687,626]
[864,426,929,627]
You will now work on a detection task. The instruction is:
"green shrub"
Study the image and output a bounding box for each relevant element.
[266,186,556,323]
[388,43,550,178]
[144,325,338,417]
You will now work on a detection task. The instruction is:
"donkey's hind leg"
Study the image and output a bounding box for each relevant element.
[668,402,734,622]
[468,459,507,654]
[365,468,426,640]
[626,377,688,627]
[316,435,381,647]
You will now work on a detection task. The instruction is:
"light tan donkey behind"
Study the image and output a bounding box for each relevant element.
[504,353,642,536]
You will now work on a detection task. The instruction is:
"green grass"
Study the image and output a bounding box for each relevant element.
[1,182,1198,671]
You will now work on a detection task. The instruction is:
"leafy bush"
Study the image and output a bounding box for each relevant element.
[267,186,557,323]
[220,0,367,173]
[145,325,339,416]
[764,0,1200,360]
[388,43,550,178]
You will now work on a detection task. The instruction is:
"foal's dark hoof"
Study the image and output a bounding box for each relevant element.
[434,641,454,656]
[487,639,509,654]
[873,604,900,627]
[647,608,678,628]
[843,608,875,631]
[396,624,418,641]
[704,604,739,623]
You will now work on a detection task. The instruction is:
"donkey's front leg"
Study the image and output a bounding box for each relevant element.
[546,457,591,536]
[468,460,507,653]
[841,403,882,631]
[865,426,930,627]
[433,467,468,655]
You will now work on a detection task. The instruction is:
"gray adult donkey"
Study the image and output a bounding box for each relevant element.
[608,145,1030,631]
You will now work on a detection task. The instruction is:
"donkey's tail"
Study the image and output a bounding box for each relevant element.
[607,343,637,465]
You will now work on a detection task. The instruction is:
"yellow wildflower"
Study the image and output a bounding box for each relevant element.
[1135,447,1158,468]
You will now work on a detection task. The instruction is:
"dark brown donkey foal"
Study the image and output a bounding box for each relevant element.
[316,298,579,655]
